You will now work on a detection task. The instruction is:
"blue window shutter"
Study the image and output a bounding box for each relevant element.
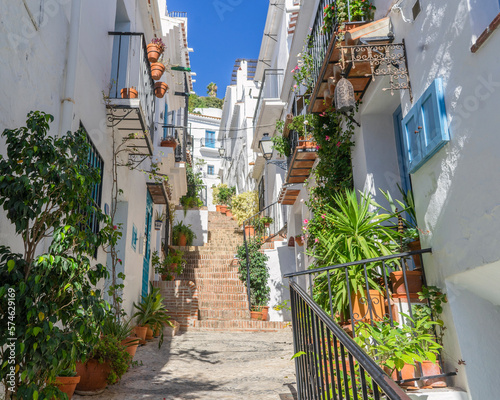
[402,78,450,173]
[419,78,450,161]
[401,106,422,173]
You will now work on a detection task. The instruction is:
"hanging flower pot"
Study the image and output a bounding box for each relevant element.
[154,82,169,98]
[147,43,161,63]
[160,137,177,148]
[120,87,138,99]
[154,220,162,230]
[151,63,165,80]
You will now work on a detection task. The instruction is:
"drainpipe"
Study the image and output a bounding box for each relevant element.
[60,0,82,136]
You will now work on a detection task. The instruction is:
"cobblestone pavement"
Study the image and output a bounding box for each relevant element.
[74,328,297,400]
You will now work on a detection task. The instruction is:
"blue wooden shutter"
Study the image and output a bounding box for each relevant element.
[401,78,450,173]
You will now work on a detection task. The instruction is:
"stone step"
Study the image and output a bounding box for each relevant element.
[198,300,249,309]
[200,292,248,302]
[199,309,251,320]
[191,319,289,332]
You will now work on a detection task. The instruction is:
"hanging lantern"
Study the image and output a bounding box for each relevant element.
[334,77,355,112]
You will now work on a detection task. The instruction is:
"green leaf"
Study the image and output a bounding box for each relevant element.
[33,327,42,337]
[291,351,307,360]
[33,390,39,400]
[7,259,15,272]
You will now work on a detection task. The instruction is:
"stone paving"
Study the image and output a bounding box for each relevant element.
[74,328,297,400]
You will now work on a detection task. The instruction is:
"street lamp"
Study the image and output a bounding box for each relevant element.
[218,146,231,161]
[258,133,286,170]
[259,133,274,160]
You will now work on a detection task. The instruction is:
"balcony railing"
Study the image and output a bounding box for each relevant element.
[168,11,187,18]
[162,125,187,162]
[253,69,284,126]
[285,130,318,184]
[284,250,457,397]
[109,32,155,137]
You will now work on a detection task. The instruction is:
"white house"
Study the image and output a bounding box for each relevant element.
[0,0,193,318]
[218,60,259,194]
[188,107,223,211]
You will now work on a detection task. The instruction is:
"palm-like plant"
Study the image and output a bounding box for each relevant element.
[132,284,173,348]
[310,190,401,320]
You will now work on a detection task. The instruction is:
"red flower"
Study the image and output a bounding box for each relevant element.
[113,225,117,230]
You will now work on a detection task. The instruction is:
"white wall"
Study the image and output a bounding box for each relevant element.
[173,209,208,246]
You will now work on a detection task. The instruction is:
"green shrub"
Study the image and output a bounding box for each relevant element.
[172,221,196,246]
[231,191,259,226]
[236,239,270,306]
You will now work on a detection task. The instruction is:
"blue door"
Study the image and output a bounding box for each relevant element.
[393,106,412,194]
[142,192,153,298]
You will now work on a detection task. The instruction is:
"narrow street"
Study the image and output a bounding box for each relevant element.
[74,330,297,400]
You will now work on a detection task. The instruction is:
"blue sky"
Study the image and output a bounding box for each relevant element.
[166,0,269,98]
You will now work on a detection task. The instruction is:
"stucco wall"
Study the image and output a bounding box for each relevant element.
[173,208,208,246]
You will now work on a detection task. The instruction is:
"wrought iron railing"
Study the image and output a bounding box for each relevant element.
[168,11,187,18]
[253,69,285,125]
[162,125,187,162]
[109,32,156,138]
[307,0,337,92]
[284,249,457,396]
[289,281,411,400]
[242,200,288,310]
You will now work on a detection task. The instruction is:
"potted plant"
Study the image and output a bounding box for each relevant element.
[172,221,196,246]
[154,210,164,230]
[309,190,401,323]
[147,37,165,62]
[271,134,291,157]
[355,315,442,387]
[101,314,140,361]
[236,238,270,320]
[295,234,304,247]
[52,367,81,400]
[154,81,169,98]
[152,250,185,281]
[231,190,259,227]
[261,216,273,227]
[75,335,131,395]
[132,284,173,348]
[120,86,138,99]
[160,135,177,148]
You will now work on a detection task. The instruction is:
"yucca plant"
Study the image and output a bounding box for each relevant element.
[132,284,173,348]
[309,190,401,320]
[101,314,134,342]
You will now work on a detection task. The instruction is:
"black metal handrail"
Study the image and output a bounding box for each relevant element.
[290,281,411,399]
[242,200,288,310]
[109,32,156,138]
[253,69,284,125]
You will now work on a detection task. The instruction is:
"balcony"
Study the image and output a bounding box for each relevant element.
[305,2,411,114]
[160,125,188,163]
[253,69,286,148]
[106,32,155,155]
[284,130,318,184]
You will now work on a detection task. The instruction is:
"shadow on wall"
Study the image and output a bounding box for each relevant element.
[174,208,208,246]
[273,244,297,321]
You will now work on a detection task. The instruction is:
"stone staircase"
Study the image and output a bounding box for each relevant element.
[156,211,287,332]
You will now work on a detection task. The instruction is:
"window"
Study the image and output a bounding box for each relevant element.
[468,0,500,41]
[401,78,450,174]
[82,124,104,236]
[205,130,216,148]
[207,165,215,175]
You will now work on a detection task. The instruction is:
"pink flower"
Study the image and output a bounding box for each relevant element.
[113,225,117,230]
[295,65,299,70]
[319,112,326,117]
[301,236,305,241]
[118,259,122,263]
[303,219,309,224]
[336,141,341,147]
[316,145,320,150]
[315,238,319,243]
[322,214,326,219]
[293,84,298,89]
[325,135,330,141]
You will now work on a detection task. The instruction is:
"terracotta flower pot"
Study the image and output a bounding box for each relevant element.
[178,233,187,246]
[261,306,269,321]
[150,62,165,80]
[244,225,255,237]
[146,326,154,340]
[386,364,417,387]
[154,81,168,98]
[75,359,111,395]
[120,88,138,99]
[160,138,177,148]
[250,311,263,320]
[295,237,303,246]
[350,290,385,323]
[54,375,80,400]
[146,43,161,63]
[421,361,447,387]
[219,205,228,213]
[216,205,221,212]
[408,239,422,268]
[134,325,147,341]
[390,270,423,296]
[121,336,140,359]
[225,210,233,217]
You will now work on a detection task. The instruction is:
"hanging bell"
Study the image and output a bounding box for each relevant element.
[334,77,355,112]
